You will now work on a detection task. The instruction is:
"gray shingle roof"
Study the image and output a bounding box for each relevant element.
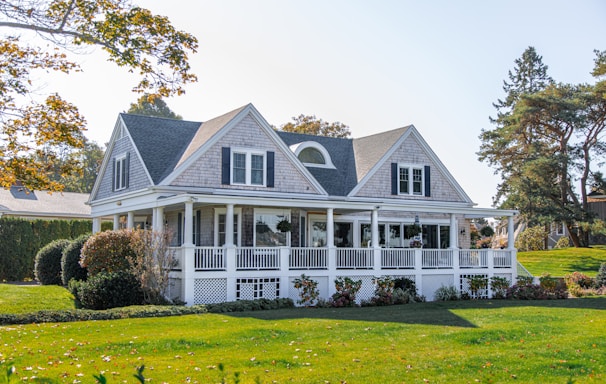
[352,126,411,182]
[121,114,202,184]
[277,131,358,196]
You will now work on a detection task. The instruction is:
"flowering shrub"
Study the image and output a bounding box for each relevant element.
[565,271,596,297]
[539,273,561,292]
[80,230,137,276]
[553,236,570,249]
[506,280,568,300]
[330,277,362,307]
[293,274,320,306]
[489,276,510,299]
[369,276,395,305]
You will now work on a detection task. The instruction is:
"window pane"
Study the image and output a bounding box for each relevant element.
[399,167,409,194]
[233,153,246,183]
[413,168,423,194]
[312,221,327,247]
[440,225,450,249]
[334,222,352,247]
[388,224,402,248]
[255,214,287,246]
[251,154,264,185]
[299,147,325,164]
[218,214,239,246]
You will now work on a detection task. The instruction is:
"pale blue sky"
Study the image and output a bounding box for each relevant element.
[45,0,606,208]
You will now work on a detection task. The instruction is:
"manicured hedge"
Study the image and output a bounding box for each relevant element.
[0,217,112,281]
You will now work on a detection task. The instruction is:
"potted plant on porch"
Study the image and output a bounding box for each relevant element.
[276,218,292,233]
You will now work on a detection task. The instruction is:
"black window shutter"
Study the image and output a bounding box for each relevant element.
[221,147,231,185]
[111,158,116,191]
[391,163,398,195]
[424,165,431,197]
[177,212,183,246]
[266,151,275,187]
[195,210,201,246]
[124,152,130,188]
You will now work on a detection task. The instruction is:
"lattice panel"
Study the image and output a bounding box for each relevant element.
[194,278,227,305]
[339,275,375,304]
[460,274,489,299]
[236,278,280,300]
[167,278,182,301]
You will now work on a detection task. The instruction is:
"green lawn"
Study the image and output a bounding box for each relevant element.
[0,284,75,314]
[517,246,606,277]
[1,284,605,383]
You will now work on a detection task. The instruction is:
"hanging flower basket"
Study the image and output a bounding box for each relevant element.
[408,224,422,237]
[276,219,292,233]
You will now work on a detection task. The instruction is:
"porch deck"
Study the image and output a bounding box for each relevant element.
[168,246,516,305]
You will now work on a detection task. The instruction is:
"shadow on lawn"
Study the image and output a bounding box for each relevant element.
[568,255,605,274]
[224,298,605,328]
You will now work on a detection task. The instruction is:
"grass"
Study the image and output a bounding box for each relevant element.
[0,284,75,314]
[517,246,606,277]
[1,284,605,383]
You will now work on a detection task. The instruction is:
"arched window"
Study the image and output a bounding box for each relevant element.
[298,147,325,164]
[290,141,335,169]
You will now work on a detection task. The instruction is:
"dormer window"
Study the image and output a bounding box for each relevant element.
[290,141,335,169]
[298,147,325,164]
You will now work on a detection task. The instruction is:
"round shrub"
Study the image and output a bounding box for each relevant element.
[554,236,570,249]
[80,230,137,276]
[61,234,90,285]
[34,239,71,285]
[76,271,144,310]
[433,285,459,301]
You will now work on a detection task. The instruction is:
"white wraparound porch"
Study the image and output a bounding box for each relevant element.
[167,246,516,304]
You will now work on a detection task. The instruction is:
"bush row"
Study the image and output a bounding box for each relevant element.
[0,218,111,281]
[0,298,294,325]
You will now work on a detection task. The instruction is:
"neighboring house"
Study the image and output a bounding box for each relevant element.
[0,185,90,220]
[88,103,518,304]
[588,190,606,245]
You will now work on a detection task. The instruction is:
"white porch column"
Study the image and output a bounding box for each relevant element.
[507,215,515,249]
[92,217,101,234]
[182,199,195,305]
[113,214,120,230]
[153,207,164,232]
[371,208,379,248]
[225,203,235,246]
[326,208,334,247]
[127,212,134,229]
[449,213,458,249]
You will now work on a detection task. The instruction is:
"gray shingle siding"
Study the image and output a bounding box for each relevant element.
[172,114,323,195]
[353,135,465,202]
[95,135,150,200]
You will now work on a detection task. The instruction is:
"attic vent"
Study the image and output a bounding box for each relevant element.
[290,141,335,169]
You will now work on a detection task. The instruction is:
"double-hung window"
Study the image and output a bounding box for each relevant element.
[113,153,129,191]
[397,164,424,196]
[231,150,265,186]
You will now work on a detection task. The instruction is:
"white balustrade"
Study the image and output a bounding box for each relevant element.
[289,247,328,269]
[336,248,374,269]
[194,247,225,271]
[236,247,281,270]
[381,248,415,269]
[493,250,512,268]
[459,249,488,268]
[422,249,453,268]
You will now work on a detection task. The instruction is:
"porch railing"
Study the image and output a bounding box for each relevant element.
[336,248,373,269]
[381,248,415,269]
[422,249,453,269]
[459,249,488,268]
[194,247,225,271]
[237,247,280,270]
[290,247,328,269]
[172,247,515,272]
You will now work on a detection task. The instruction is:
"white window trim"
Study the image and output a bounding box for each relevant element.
[231,148,266,186]
[290,141,336,169]
[398,163,424,196]
[114,153,128,191]
[214,207,242,247]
